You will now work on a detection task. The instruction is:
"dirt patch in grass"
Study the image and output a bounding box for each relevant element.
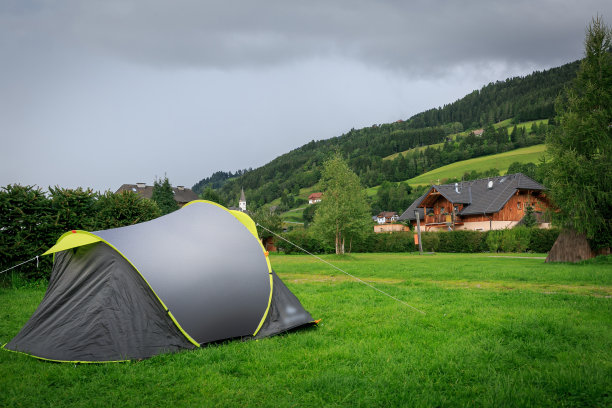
[427,279,611,297]
[280,273,404,285]
[280,273,611,297]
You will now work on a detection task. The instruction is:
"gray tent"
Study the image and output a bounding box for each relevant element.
[3,201,314,362]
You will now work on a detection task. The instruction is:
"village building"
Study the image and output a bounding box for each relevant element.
[239,188,247,212]
[376,212,399,224]
[308,192,323,204]
[373,211,409,233]
[398,173,550,231]
[228,188,248,213]
[115,183,198,207]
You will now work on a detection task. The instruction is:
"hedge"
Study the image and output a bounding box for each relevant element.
[277,228,560,255]
[0,185,161,281]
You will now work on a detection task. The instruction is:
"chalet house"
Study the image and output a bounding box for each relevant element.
[308,192,323,204]
[473,129,484,137]
[115,183,198,207]
[376,212,399,224]
[398,173,550,231]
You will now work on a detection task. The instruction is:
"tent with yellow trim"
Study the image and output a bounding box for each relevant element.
[2,200,315,362]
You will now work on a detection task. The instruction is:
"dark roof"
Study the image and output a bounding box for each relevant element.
[116,184,198,204]
[399,173,545,219]
[377,211,398,218]
[398,192,427,221]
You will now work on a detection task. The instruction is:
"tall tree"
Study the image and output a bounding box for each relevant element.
[251,207,282,240]
[151,176,179,215]
[311,154,372,254]
[200,187,223,206]
[545,16,612,252]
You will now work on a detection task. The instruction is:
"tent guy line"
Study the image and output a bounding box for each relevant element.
[4,201,316,362]
[256,223,426,315]
[0,256,38,275]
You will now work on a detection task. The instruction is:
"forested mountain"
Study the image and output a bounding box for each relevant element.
[192,60,579,209]
[408,60,580,129]
[191,169,248,194]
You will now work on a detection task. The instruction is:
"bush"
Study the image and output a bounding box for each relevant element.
[438,230,488,253]
[0,185,55,280]
[278,229,333,254]
[1,184,163,282]
[95,191,161,229]
[486,230,503,253]
[529,228,561,252]
[49,186,99,233]
[486,227,560,253]
[421,232,441,252]
[360,232,416,253]
[500,226,531,252]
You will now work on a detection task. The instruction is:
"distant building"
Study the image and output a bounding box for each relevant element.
[230,188,247,212]
[398,173,551,231]
[239,188,247,212]
[308,192,323,204]
[376,212,399,224]
[473,129,484,137]
[115,183,198,207]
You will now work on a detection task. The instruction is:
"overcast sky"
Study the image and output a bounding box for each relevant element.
[1,1,610,193]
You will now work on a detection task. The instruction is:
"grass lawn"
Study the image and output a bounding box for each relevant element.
[1,253,610,407]
[407,144,547,186]
[280,206,306,223]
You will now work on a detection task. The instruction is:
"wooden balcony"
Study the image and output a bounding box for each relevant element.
[425,214,463,225]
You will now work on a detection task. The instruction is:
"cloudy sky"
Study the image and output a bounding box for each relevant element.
[1,1,610,192]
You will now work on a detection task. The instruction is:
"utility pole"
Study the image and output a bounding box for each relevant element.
[415,210,423,255]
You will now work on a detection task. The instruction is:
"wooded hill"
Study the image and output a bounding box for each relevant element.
[192,60,579,209]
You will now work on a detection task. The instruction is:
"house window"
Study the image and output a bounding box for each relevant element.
[517,202,522,210]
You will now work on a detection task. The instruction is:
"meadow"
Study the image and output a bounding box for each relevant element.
[1,253,610,407]
[406,144,547,186]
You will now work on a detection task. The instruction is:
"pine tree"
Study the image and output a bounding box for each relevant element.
[151,176,179,215]
[522,205,537,228]
[545,16,612,251]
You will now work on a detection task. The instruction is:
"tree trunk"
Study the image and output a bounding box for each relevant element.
[545,229,594,263]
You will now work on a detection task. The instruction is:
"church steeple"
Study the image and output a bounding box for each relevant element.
[239,188,246,212]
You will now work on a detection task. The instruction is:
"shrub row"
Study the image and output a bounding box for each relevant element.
[277,227,560,255]
[0,184,161,281]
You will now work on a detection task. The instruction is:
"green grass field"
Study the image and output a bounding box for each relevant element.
[280,206,306,223]
[1,253,610,407]
[406,144,546,186]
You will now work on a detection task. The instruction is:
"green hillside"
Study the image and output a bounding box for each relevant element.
[383,119,548,161]
[407,144,546,186]
[192,60,578,209]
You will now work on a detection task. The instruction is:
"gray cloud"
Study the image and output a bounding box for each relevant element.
[1,1,611,192]
[3,0,608,74]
